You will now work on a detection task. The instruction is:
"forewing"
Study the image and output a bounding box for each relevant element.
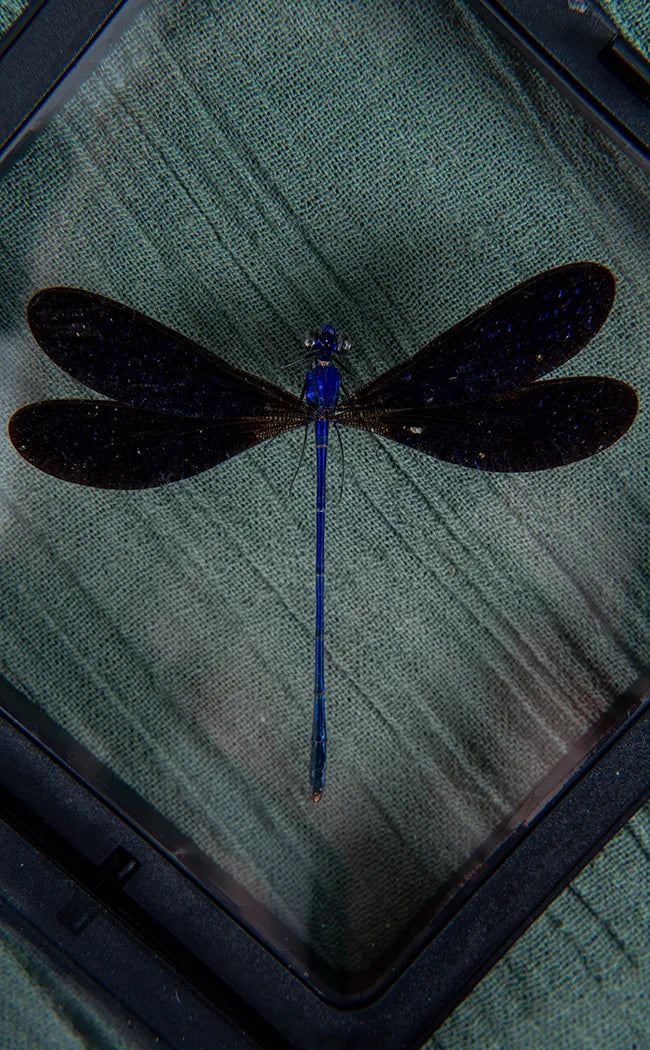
[338,377,637,472]
[344,263,616,411]
[27,288,302,418]
[8,400,305,488]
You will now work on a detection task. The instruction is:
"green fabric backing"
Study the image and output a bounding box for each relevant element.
[601,0,650,58]
[432,805,650,1049]
[0,919,142,1050]
[0,0,648,1045]
[0,1,29,40]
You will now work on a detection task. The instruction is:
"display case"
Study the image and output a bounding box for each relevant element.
[1,2,648,1046]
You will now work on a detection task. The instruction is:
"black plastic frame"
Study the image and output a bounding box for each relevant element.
[0,0,147,171]
[1,671,649,1049]
[470,0,650,174]
[2,1,650,1047]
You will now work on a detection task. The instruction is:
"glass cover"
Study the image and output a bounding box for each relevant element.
[0,0,648,998]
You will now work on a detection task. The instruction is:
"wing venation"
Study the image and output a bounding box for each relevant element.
[338,376,637,472]
[9,400,305,488]
[27,288,301,419]
[343,263,616,411]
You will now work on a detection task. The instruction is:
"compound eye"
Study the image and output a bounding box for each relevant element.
[303,328,319,349]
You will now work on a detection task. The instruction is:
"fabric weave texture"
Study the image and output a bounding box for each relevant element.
[0,0,648,1046]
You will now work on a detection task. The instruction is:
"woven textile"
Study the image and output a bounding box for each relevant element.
[0,1,648,1045]
[0,1,29,40]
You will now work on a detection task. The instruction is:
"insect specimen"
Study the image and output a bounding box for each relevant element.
[8,263,638,802]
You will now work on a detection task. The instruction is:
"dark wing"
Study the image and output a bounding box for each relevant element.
[343,263,616,411]
[337,377,637,472]
[8,400,306,488]
[27,287,302,418]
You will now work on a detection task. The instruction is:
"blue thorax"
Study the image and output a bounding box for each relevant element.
[304,323,348,413]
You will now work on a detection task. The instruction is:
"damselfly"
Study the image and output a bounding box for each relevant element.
[8,263,638,801]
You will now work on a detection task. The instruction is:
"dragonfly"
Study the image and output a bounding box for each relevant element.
[8,262,638,802]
